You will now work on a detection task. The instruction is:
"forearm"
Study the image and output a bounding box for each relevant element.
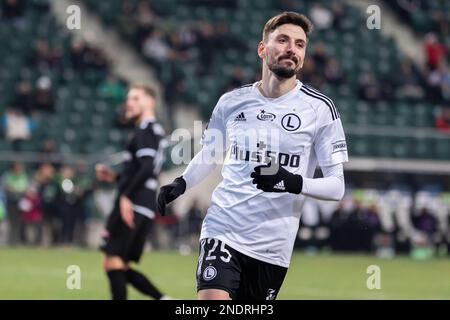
[301,164,345,201]
[182,147,221,190]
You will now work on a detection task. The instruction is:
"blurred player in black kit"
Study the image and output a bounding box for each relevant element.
[97,84,170,300]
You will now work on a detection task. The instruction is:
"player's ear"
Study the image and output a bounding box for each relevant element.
[257,41,265,59]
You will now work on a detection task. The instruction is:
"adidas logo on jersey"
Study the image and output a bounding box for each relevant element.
[273,180,285,191]
[234,112,246,121]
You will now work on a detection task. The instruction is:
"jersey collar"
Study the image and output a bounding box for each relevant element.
[139,117,155,129]
[252,79,303,104]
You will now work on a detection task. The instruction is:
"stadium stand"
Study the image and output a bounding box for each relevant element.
[0,0,130,161]
[84,0,450,160]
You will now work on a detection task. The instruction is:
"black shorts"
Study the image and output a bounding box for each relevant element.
[196,238,288,300]
[100,199,152,263]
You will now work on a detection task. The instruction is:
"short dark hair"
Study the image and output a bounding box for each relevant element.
[129,83,156,98]
[262,12,314,43]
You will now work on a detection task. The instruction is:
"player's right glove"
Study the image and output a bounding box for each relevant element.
[157,176,186,216]
[251,162,303,194]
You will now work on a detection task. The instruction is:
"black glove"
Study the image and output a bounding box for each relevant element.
[157,176,186,215]
[250,163,303,194]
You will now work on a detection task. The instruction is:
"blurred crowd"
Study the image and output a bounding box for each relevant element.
[1,0,118,151]
[113,0,249,123]
[93,0,450,132]
[0,161,94,246]
[2,161,449,261]
[0,158,205,250]
[296,190,450,259]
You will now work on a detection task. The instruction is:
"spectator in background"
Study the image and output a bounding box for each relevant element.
[69,39,85,70]
[34,76,54,113]
[329,197,356,251]
[1,162,29,245]
[1,0,26,23]
[69,40,88,70]
[311,42,329,75]
[358,72,383,102]
[396,0,430,14]
[136,0,158,45]
[224,66,246,92]
[435,107,450,133]
[394,59,425,100]
[73,161,93,247]
[187,199,204,242]
[58,165,78,245]
[298,59,324,88]
[195,21,217,74]
[214,21,246,52]
[86,47,109,72]
[430,11,449,38]
[331,0,349,30]
[98,73,126,102]
[309,3,333,30]
[14,81,34,114]
[427,60,448,103]
[118,0,138,42]
[29,39,53,71]
[35,163,60,246]
[175,24,198,51]
[40,138,62,168]
[0,185,7,245]
[2,107,36,151]
[412,208,438,246]
[167,30,191,61]
[440,64,450,101]
[324,57,345,85]
[142,30,171,65]
[18,183,43,245]
[360,203,383,252]
[424,33,447,71]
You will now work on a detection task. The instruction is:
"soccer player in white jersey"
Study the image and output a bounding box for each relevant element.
[158,12,348,300]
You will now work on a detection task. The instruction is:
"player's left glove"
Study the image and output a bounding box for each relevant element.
[250,162,303,194]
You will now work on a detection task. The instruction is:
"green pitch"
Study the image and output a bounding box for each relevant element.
[0,248,449,299]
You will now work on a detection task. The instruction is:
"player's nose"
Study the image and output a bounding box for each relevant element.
[285,40,295,53]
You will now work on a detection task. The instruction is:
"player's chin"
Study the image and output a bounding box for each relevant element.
[272,66,296,79]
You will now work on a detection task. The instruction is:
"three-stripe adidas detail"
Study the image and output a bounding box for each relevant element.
[300,85,340,121]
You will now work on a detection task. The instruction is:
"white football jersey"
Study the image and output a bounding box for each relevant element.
[199,80,348,267]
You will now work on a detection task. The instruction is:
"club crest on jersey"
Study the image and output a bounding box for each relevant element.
[281,113,301,132]
[203,266,217,281]
[257,110,276,122]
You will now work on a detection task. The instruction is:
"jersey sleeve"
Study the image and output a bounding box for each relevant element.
[314,105,349,167]
[122,126,161,198]
[200,94,229,153]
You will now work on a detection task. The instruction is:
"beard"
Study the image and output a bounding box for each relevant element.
[266,54,301,79]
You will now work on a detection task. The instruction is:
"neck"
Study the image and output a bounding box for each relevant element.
[137,111,155,125]
[259,66,297,98]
